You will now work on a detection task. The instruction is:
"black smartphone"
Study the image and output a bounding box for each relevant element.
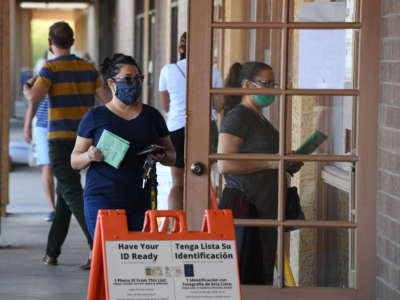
[137,144,166,156]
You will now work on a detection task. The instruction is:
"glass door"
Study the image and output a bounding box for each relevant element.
[185,0,379,299]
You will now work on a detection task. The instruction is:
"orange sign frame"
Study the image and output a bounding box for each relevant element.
[87,209,241,300]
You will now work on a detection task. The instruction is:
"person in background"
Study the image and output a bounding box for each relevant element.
[24,50,55,222]
[71,53,175,238]
[82,52,94,65]
[159,32,223,210]
[23,21,110,269]
[217,62,302,285]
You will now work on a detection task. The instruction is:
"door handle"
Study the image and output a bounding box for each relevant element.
[190,162,205,176]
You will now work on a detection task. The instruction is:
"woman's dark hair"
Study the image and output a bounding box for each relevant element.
[223,61,272,113]
[100,53,143,83]
[179,32,187,60]
[49,21,74,49]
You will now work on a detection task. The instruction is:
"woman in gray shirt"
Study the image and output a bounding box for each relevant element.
[217,62,302,285]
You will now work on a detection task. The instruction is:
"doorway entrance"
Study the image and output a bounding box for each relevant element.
[185,0,378,299]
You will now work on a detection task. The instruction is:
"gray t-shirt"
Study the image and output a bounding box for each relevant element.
[220,105,279,218]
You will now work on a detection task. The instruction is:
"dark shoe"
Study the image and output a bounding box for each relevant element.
[80,258,91,270]
[42,255,57,265]
[44,211,55,222]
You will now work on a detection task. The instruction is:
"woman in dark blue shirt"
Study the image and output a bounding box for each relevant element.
[71,54,175,237]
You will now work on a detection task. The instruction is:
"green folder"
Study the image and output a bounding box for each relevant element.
[287,130,328,172]
[295,130,328,155]
[96,129,130,169]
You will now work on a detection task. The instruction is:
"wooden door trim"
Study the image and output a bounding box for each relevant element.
[242,286,357,299]
[0,0,10,216]
[186,0,379,298]
[209,153,358,162]
[210,88,360,96]
[211,22,362,29]
[185,0,213,230]
[354,0,379,297]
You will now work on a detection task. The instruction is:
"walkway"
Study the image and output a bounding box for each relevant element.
[0,164,92,299]
[0,106,172,299]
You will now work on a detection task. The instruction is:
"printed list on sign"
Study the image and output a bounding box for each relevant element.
[105,240,241,300]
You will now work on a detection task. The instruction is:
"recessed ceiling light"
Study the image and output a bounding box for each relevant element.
[20,2,89,9]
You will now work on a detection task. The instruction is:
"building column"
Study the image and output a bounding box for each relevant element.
[87,2,99,65]
[115,0,134,56]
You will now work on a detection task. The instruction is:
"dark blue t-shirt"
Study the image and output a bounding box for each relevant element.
[77,104,169,210]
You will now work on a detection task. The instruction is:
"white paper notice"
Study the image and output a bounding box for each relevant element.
[296,2,346,22]
[298,29,346,89]
[105,240,240,300]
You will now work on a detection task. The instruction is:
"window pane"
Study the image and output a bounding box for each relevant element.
[212,95,281,155]
[134,18,144,68]
[288,29,359,89]
[287,95,356,156]
[170,6,178,63]
[210,158,355,287]
[289,0,359,22]
[213,28,282,90]
[209,161,279,286]
[135,0,144,15]
[285,161,354,222]
[212,158,279,222]
[213,0,282,22]
[285,227,355,288]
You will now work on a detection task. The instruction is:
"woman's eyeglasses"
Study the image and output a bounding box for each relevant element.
[251,80,279,88]
[114,75,145,84]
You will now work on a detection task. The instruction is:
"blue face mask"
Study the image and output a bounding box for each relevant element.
[252,95,275,107]
[115,80,142,105]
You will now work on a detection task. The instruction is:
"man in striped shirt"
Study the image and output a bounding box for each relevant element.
[23,21,109,269]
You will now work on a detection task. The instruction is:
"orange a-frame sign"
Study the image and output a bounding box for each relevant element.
[87,209,242,300]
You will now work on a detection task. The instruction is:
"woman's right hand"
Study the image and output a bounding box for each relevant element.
[87,145,103,162]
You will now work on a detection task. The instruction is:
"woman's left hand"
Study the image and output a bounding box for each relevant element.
[287,161,303,175]
[287,151,304,176]
[148,151,167,162]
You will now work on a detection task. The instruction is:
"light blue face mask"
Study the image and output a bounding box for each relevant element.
[252,94,275,107]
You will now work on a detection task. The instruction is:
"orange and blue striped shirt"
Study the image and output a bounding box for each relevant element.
[35,55,102,140]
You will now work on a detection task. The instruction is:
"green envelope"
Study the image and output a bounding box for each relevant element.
[295,130,328,155]
[96,129,130,169]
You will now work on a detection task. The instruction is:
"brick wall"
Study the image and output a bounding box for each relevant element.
[377,1,400,299]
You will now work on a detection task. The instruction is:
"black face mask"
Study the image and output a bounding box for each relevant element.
[180,45,186,60]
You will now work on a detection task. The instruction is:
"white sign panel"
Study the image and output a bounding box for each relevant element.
[105,240,240,300]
